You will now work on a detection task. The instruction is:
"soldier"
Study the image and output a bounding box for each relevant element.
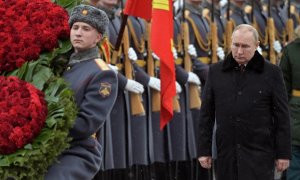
[127,15,162,179]
[285,0,300,29]
[228,0,251,25]
[267,0,288,46]
[44,5,118,180]
[181,0,211,179]
[170,4,208,178]
[280,25,300,180]
[244,0,282,60]
[93,0,145,179]
[202,0,226,61]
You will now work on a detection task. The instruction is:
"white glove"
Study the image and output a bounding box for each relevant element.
[187,72,201,85]
[219,0,227,8]
[175,81,182,93]
[188,44,197,57]
[128,47,137,61]
[172,47,178,59]
[152,52,160,60]
[217,47,225,60]
[273,40,282,53]
[256,46,263,55]
[148,77,161,91]
[108,64,118,74]
[125,79,144,93]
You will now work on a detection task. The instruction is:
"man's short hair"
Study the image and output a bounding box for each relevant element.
[232,24,259,43]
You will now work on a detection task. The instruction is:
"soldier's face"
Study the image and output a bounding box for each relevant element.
[70,22,102,52]
[231,29,259,64]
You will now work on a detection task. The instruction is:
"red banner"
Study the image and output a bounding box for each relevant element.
[123,0,152,20]
[151,0,175,129]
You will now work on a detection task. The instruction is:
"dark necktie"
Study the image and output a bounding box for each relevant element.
[240,64,246,73]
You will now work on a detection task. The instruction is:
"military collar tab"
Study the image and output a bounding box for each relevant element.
[69,47,100,65]
[222,51,265,73]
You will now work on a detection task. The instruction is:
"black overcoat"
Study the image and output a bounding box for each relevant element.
[198,51,291,180]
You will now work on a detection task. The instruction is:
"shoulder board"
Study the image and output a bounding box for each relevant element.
[94,58,110,71]
[262,5,267,12]
[290,5,296,14]
[202,8,210,18]
[244,5,252,14]
[185,10,190,17]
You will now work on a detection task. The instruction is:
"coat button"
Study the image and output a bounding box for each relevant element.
[238,91,242,95]
[237,144,241,148]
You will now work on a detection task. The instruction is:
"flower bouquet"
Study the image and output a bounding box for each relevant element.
[0,0,81,179]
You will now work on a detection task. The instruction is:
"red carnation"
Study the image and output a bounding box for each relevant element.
[0,76,48,154]
[0,0,70,72]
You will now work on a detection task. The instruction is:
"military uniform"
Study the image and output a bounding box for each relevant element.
[202,1,226,52]
[45,47,118,180]
[229,2,251,26]
[168,17,189,163]
[179,3,210,179]
[245,0,269,57]
[183,2,210,159]
[100,7,132,172]
[280,37,300,180]
[269,2,288,45]
[127,16,153,179]
[184,3,211,65]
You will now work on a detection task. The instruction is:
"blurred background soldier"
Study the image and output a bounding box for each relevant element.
[226,0,250,26]
[181,0,210,179]
[202,0,226,62]
[92,0,146,179]
[170,1,207,179]
[127,14,162,180]
[244,0,282,61]
[284,0,300,29]
[280,25,300,180]
[264,0,288,46]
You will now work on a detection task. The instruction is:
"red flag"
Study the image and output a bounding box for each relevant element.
[123,0,152,20]
[151,0,175,129]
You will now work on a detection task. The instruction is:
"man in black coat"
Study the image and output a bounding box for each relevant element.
[198,24,291,180]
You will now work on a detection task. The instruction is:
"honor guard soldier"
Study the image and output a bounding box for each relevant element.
[227,0,251,26]
[93,0,145,179]
[280,25,300,180]
[202,0,226,62]
[181,0,211,179]
[127,15,161,179]
[244,0,282,60]
[265,0,288,46]
[45,5,118,180]
[171,3,208,178]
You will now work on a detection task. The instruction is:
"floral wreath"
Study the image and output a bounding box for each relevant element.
[0,0,81,179]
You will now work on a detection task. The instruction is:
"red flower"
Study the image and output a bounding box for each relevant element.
[0,0,70,72]
[0,76,48,154]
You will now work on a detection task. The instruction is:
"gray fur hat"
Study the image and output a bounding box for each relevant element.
[69,5,109,34]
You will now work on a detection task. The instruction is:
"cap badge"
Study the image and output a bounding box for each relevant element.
[82,9,88,15]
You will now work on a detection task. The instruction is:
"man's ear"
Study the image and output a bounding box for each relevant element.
[256,41,260,48]
[96,33,102,44]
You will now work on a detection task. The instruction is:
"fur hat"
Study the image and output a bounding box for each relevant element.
[69,5,109,34]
